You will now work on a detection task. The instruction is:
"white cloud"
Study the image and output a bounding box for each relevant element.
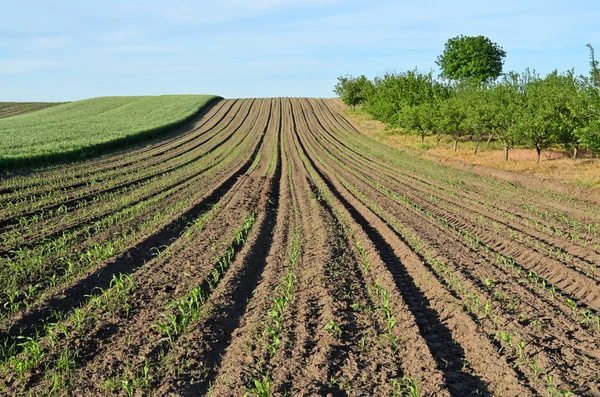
[0,59,65,74]
[104,45,182,55]
[26,37,71,51]
[96,28,142,43]
[217,0,347,10]
[163,6,209,22]
[162,0,350,23]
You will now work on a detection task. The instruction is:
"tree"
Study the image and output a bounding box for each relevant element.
[587,44,600,89]
[552,71,585,158]
[487,72,526,161]
[574,45,600,155]
[365,70,448,123]
[515,70,569,163]
[333,75,374,109]
[396,100,440,143]
[458,82,495,154]
[437,35,506,82]
[437,96,467,151]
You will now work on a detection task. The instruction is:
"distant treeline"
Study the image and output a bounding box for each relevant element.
[335,45,600,163]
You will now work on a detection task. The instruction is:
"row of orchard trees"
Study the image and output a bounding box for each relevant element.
[335,46,600,162]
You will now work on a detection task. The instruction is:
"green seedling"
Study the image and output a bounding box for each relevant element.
[324,319,343,339]
[247,374,271,397]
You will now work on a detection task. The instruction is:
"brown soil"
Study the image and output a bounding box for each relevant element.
[0,98,598,396]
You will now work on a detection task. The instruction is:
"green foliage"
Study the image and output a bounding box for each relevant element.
[587,44,600,89]
[458,82,494,141]
[366,70,448,124]
[575,120,600,153]
[575,45,600,153]
[246,374,271,397]
[487,73,525,158]
[334,75,374,108]
[324,319,343,339]
[514,70,579,162]
[436,35,506,82]
[0,95,219,169]
[338,42,600,162]
[437,95,467,150]
[390,376,421,397]
[396,100,441,142]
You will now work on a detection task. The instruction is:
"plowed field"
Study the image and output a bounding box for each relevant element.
[0,102,61,119]
[0,98,599,396]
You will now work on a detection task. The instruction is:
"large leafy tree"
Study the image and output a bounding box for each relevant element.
[437,35,506,82]
[333,75,374,109]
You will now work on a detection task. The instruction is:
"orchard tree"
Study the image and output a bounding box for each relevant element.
[574,44,600,155]
[333,75,373,109]
[489,73,525,161]
[587,43,600,88]
[458,82,495,154]
[396,100,440,143]
[515,70,570,163]
[437,95,467,151]
[575,119,600,154]
[437,35,506,82]
[366,69,448,123]
[552,71,586,158]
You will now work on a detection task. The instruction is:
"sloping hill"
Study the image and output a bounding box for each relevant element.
[0,95,220,169]
[0,102,63,119]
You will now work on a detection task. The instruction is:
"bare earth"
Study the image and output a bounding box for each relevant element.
[0,98,599,396]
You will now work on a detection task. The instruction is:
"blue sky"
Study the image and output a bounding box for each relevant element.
[1,0,599,101]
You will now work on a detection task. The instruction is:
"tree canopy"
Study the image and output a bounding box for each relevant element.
[333,75,373,108]
[334,43,600,163]
[436,35,506,82]
[365,70,448,124]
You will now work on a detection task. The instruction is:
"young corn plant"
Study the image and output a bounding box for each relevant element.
[251,226,300,394]
[153,210,257,353]
[324,319,343,339]
[390,375,421,397]
[517,339,526,362]
[8,336,44,381]
[246,373,272,397]
[373,282,399,353]
[355,240,370,275]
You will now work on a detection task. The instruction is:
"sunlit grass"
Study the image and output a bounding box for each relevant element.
[343,106,600,188]
[0,95,219,169]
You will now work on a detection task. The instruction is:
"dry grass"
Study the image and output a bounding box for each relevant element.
[343,107,600,188]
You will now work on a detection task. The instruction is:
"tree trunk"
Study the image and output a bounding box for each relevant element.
[536,147,542,164]
[573,145,579,159]
[421,133,425,143]
[453,139,458,152]
[474,139,480,155]
[487,133,493,144]
[503,144,509,161]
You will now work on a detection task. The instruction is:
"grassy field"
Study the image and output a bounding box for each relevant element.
[0,102,63,119]
[0,95,219,169]
[343,106,600,188]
